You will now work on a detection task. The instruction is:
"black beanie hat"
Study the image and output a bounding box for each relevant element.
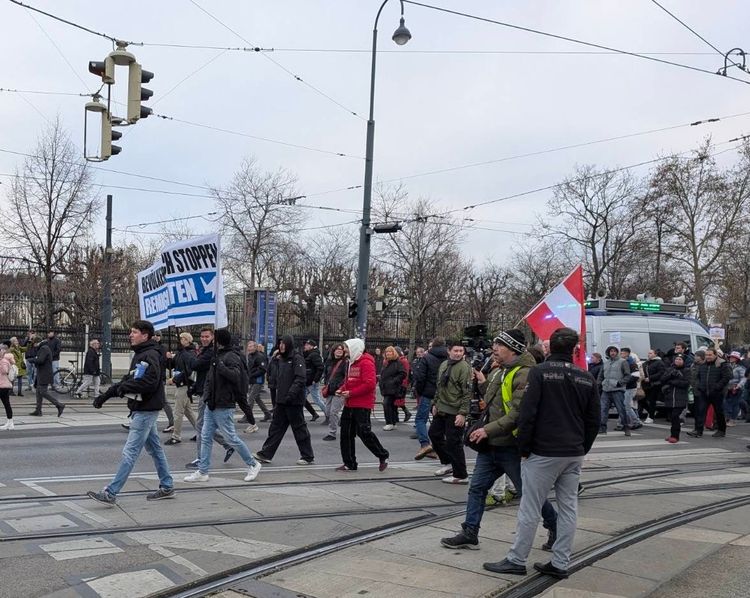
[493,329,526,354]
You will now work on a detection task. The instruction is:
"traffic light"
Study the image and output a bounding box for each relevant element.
[348,301,358,319]
[127,62,154,123]
[88,60,114,84]
[101,114,122,159]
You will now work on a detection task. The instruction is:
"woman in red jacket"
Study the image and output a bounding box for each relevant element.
[336,338,390,472]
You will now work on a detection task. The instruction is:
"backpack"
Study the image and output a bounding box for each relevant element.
[8,363,18,382]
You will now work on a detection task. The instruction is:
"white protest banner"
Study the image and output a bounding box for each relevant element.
[137,233,227,330]
[137,261,170,330]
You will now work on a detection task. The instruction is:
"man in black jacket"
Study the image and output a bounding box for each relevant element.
[688,347,732,438]
[47,330,62,389]
[184,328,262,483]
[186,327,234,469]
[641,349,666,423]
[87,320,174,506]
[485,327,599,580]
[303,339,326,421]
[255,335,314,465]
[246,340,272,426]
[412,338,448,459]
[75,339,101,398]
[28,336,65,417]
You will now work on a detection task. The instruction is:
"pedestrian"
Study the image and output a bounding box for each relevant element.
[429,341,472,484]
[246,340,273,424]
[267,339,280,410]
[412,338,448,460]
[303,339,326,422]
[688,347,732,438]
[619,348,643,430]
[597,346,633,436]
[0,347,15,430]
[28,335,65,417]
[587,352,603,384]
[152,332,174,434]
[186,327,235,469]
[483,327,599,580]
[441,329,558,549]
[379,346,406,431]
[46,330,62,389]
[641,349,666,423]
[75,339,101,398]
[336,338,389,472]
[184,328,262,483]
[8,337,26,397]
[164,332,197,445]
[322,342,347,441]
[22,329,36,390]
[254,335,314,465]
[661,354,690,443]
[725,351,746,427]
[394,346,412,423]
[87,320,175,505]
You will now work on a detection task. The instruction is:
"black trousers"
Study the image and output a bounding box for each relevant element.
[643,387,661,419]
[340,406,389,469]
[236,390,256,425]
[269,387,277,409]
[668,406,683,439]
[35,384,62,412]
[383,394,398,425]
[694,393,726,433]
[428,411,467,479]
[0,388,11,418]
[259,403,314,461]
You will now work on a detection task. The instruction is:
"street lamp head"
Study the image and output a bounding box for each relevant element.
[392,17,412,45]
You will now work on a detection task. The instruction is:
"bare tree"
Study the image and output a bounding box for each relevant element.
[373,187,466,353]
[539,165,642,296]
[3,119,98,327]
[211,157,303,336]
[649,140,750,322]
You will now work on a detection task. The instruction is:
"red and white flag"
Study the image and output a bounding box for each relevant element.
[523,265,587,368]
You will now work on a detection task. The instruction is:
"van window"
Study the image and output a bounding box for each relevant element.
[695,335,712,350]
[649,332,692,354]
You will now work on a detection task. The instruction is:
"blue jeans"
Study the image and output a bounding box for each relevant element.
[464,446,557,534]
[600,390,629,431]
[106,411,173,495]
[52,360,60,386]
[199,407,257,474]
[196,396,229,460]
[725,391,741,420]
[307,383,326,412]
[415,395,432,447]
[25,360,35,387]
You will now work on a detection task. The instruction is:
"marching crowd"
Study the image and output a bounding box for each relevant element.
[3,319,748,580]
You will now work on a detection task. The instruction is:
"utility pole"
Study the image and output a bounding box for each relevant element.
[102,194,113,379]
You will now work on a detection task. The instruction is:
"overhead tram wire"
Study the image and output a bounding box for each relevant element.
[187,0,363,120]
[7,0,120,43]
[402,0,750,86]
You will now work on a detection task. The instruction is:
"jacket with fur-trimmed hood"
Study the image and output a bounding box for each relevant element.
[340,338,377,409]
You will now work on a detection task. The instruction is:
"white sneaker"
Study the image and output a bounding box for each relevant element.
[644,417,654,424]
[183,471,209,482]
[244,462,262,482]
[0,419,13,430]
[296,458,314,465]
[434,465,453,476]
[442,476,469,484]
[383,424,394,431]
[245,424,259,433]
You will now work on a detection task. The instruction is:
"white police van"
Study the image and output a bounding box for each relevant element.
[585,299,711,358]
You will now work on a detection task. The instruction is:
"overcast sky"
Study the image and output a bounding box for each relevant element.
[2,0,749,263]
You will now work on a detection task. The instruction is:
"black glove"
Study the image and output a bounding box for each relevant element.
[93,394,106,409]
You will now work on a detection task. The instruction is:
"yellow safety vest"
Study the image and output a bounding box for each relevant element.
[500,365,522,437]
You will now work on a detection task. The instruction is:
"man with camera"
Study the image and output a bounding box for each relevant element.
[441,329,557,550]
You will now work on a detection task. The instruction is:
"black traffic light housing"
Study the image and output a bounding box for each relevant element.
[348,301,358,319]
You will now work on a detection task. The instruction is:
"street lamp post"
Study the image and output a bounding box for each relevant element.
[355,0,411,339]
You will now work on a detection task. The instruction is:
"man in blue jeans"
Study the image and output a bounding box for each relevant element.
[441,329,558,550]
[184,328,261,483]
[412,338,448,460]
[87,320,175,506]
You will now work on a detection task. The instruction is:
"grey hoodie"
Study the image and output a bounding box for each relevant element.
[598,346,630,392]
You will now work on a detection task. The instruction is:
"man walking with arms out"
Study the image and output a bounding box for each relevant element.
[484,327,599,579]
[87,320,175,505]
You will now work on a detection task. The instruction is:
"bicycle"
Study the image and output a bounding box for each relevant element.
[54,360,112,396]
